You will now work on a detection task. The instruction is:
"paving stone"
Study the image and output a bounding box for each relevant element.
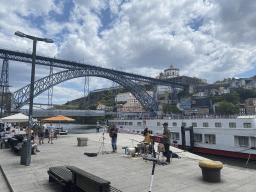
[1,133,256,192]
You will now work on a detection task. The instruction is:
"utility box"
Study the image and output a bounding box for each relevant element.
[77,138,88,146]
[20,140,31,165]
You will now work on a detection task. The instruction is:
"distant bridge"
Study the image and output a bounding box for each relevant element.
[0,48,189,112]
[17,109,148,118]
[18,109,105,118]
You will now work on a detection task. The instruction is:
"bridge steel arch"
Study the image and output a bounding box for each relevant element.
[13,69,159,112]
[0,48,189,112]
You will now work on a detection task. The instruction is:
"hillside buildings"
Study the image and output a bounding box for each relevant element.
[96,65,256,115]
[115,91,153,113]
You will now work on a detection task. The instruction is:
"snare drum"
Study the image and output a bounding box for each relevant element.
[150,135,163,143]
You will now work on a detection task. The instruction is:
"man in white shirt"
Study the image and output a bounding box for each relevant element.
[48,122,55,144]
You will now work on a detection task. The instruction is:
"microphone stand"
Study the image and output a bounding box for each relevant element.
[143,140,166,192]
[143,157,167,192]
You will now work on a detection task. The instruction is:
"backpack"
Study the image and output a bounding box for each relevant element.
[84,152,97,157]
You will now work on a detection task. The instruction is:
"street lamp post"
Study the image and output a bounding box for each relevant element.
[15,31,53,166]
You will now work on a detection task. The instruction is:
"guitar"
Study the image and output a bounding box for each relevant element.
[109,128,118,137]
[109,131,114,137]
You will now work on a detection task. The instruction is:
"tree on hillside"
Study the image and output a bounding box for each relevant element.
[89,104,97,110]
[222,92,240,104]
[236,87,256,103]
[215,101,240,115]
[211,91,240,105]
[163,103,180,114]
[252,75,256,80]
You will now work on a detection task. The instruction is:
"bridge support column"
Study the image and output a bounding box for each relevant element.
[1,57,10,117]
[84,76,89,110]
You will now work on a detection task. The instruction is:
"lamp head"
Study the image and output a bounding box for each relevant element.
[45,38,54,43]
[14,31,25,37]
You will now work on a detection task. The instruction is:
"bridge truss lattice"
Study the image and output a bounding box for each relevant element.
[0,48,189,112]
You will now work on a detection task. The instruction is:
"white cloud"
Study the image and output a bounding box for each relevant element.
[1,0,256,106]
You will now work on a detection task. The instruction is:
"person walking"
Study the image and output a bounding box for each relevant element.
[96,122,100,133]
[158,122,171,164]
[48,122,55,144]
[42,122,47,144]
[38,122,44,145]
[109,125,118,153]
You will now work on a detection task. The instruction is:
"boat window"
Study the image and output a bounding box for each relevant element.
[170,132,179,140]
[157,122,161,126]
[192,123,197,127]
[182,122,186,127]
[137,122,142,126]
[121,122,125,125]
[118,122,121,125]
[203,123,209,127]
[235,136,249,147]
[173,122,177,127]
[215,123,222,127]
[194,134,202,143]
[205,134,216,144]
[125,122,128,125]
[129,122,133,125]
[229,123,236,128]
[243,123,251,128]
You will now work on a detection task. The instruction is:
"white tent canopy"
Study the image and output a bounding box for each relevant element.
[0,113,36,123]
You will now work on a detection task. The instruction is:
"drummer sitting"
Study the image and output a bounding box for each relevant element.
[138,128,152,157]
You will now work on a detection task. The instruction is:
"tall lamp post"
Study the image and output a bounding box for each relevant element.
[14,31,53,166]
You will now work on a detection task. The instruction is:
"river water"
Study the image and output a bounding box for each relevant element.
[50,123,256,170]
[47,123,101,134]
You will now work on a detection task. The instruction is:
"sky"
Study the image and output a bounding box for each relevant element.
[0,0,256,107]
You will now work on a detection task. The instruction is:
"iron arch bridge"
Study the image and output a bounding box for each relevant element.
[13,69,160,111]
[0,48,189,112]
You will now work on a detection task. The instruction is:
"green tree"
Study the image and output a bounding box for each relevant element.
[252,75,256,80]
[163,104,172,114]
[216,101,240,115]
[222,92,240,104]
[89,104,97,110]
[236,87,256,103]
[163,103,180,114]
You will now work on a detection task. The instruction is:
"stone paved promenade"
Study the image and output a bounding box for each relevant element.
[1,132,256,192]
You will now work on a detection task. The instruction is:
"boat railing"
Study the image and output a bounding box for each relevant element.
[110,114,241,121]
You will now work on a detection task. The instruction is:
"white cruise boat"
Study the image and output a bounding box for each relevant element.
[109,115,256,160]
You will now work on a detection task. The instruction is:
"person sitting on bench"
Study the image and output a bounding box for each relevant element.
[0,129,5,138]
[31,133,40,154]
[11,129,15,137]
[138,128,153,157]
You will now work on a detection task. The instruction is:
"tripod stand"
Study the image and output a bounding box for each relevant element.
[98,132,107,155]
[144,157,167,192]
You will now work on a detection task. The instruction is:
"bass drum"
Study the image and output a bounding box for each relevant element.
[125,147,136,157]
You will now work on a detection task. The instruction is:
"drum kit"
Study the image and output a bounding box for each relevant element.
[123,134,167,160]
